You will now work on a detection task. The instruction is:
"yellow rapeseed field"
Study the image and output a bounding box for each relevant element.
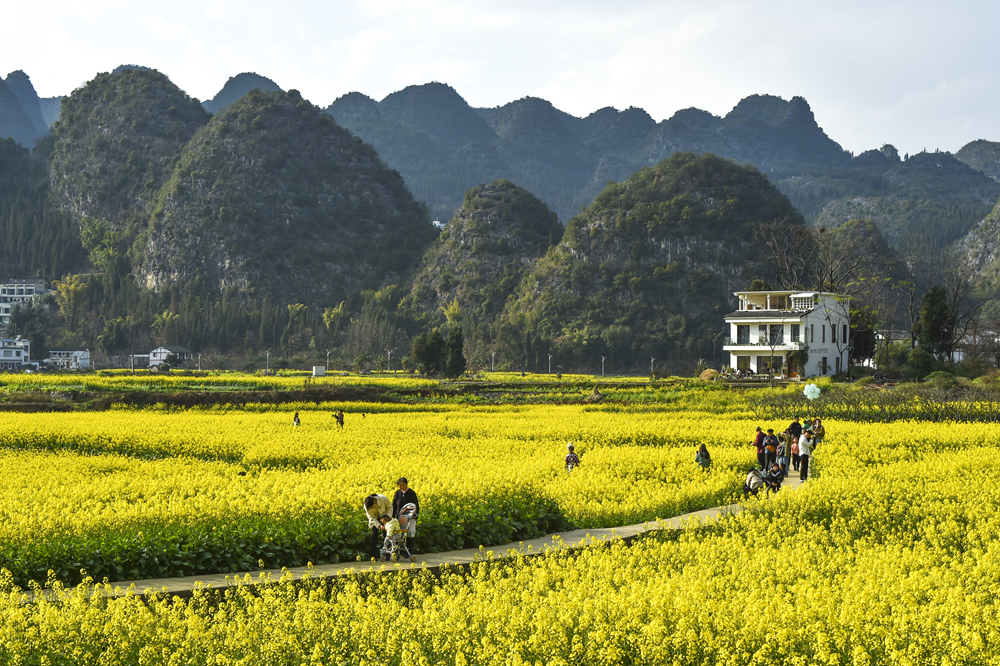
[1,410,998,664]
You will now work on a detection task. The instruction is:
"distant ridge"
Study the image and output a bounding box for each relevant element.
[203,73,281,114]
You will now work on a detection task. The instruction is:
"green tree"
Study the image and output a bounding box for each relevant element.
[412,329,446,375]
[445,326,466,378]
[915,285,951,359]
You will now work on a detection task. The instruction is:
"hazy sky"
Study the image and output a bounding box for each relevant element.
[4,0,997,156]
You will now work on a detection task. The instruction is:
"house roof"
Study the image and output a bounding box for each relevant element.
[48,347,90,353]
[154,345,192,354]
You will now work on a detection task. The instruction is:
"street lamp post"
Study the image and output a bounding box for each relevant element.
[491,350,497,373]
[601,356,606,377]
[650,357,655,375]
[266,351,270,375]
[198,353,202,371]
[326,350,331,372]
[386,349,392,373]
[548,354,553,375]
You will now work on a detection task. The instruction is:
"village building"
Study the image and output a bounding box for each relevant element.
[0,279,51,329]
[723,291,850,378]
[149,345,193,368]
[46,347,91,370]
[0,336,30,371]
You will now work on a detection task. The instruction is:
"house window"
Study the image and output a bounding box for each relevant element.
[758,356,784,372]
[737,356,750,370]
[843,324,848,343]
[790,324,800,342]
[832,325,836,344]
[836,357,842,374]
[810,324,814,343]
[736,325,750,344]
[3,351,11,357]
[822,357,829,374]
[770,324,784,345]
[822,326,826,343]
[758,325,767,343]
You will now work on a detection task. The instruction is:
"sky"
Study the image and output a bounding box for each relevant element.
[3,0,997,156]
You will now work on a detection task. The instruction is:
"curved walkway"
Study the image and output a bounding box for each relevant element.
[112,475,805,599]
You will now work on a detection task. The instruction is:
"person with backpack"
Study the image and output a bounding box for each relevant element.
[812,418,826,448]
[790,430,801,472]
[763,429,779,470]
[775,433,789,474]
[565,444,581,472]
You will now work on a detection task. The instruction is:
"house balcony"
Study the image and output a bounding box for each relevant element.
[723,338,806,351]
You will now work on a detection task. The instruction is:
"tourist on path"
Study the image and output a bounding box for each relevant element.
[695,444,712,471]
[812,418,825,448]
[787,416,803,444]
[798,431,813,481]
[763,429,779,470]
[753,427,766,470]
[393,478,420,553]
[791,432,801,472]
[776,433,789,474]
[363,493,392,560]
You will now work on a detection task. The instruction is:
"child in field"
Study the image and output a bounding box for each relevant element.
[565,444,581,471]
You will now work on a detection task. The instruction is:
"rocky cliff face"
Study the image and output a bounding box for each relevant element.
[47,68,210,232]
[405,179,563,325]
[956,139,1000,183]
[958,199,1000,316]
[137,89,434,304]
[4,71,48,140]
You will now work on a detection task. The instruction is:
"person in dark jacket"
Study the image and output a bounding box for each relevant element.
[392,477,420,552]
[787,416,803,442]
[763,429,779,470]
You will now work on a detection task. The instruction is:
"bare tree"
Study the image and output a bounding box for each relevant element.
[751,217,816,289]
[813,220,892,294]
[894,231,932,348]
[935,250,983,361]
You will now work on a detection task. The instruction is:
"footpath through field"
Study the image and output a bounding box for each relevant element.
[113,475,805,599]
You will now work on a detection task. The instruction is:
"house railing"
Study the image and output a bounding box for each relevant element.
[723,338,806,349]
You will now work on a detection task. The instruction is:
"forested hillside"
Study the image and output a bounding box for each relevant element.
[138,88,434,302]
[495,153,803,371]
[403,180,563,333]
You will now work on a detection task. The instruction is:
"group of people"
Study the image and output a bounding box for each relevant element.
[363,477,420,562]
[752,416,824,482]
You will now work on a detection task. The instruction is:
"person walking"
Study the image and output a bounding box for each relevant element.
[695,444,712,471]
[333,411,345,428]
[753,426,766,470]
[763,429,779,470]
[363,493,392,560]
[798,431,813,481]
[392,478,419,556]
[776,433,789,474]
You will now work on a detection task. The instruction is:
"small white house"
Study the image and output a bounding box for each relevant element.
[47,347,91,370]
[149,345,193,368]
[0,336,30,370]
[723,290,850,378]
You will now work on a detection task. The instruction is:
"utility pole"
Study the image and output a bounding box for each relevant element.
[601,356,606,377]
[130,346,134,374]
[650,357,655,375]
[266,351,270,375]
[326,350,331,372]
[198,353,202,371]
[386,349,392,373]
[548,354,553,375]
[491,350,497,373]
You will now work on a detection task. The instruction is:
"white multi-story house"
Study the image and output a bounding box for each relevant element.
[0,279,50,329]
[723,290,850,378]
[149,345,192,368]
[0,336,30,371]
[47,347,91,370]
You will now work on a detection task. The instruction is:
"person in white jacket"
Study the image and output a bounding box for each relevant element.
[363,493,392,560]
[798,431,813,481]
